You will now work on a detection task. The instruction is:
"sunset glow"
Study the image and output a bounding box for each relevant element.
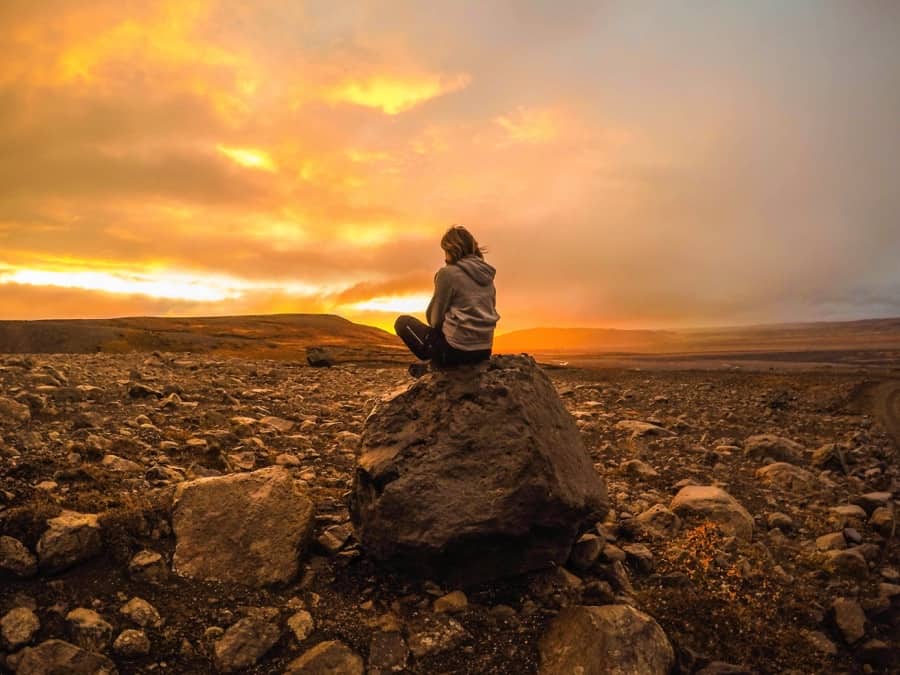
[0,2,897,331]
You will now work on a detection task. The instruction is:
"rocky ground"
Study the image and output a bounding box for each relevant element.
[0,352,898,674]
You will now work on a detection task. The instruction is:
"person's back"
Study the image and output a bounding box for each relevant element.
[395,225,500,373]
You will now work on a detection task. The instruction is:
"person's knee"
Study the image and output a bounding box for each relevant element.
[394,315,411,335]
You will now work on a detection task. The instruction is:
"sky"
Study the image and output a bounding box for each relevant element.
[1,0,898,332]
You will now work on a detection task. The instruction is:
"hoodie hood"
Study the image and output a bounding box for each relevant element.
[455,255,496,286]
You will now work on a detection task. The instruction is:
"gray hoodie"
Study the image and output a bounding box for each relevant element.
[426,255,500,350]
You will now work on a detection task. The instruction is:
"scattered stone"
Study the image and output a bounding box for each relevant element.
[66,607,113,652]
[100,454,142,473]
[622,543,655,574]
[11,639,117,674]
[822,548,869,579]
[287,610,315,642]
[539,604,675,675]
[0,535,38,578]
[0,396,31,424]
[128,550,168,585]
[119,597,162,628]
[568,533,603,570]
[112,629,151,657]
[869,507,894,537]
[349,355,608,583]
[284,640,364,674]
[743,434,803,463]
[614,420,675,438]
[670,486,754,540]
[128,383,163,399]
[620,459,660,479]
[766,512,794,530]
[816,532,847,551]
[368,631,409,673]
[755,462,816,490]
[172,466,315,586]
[853,492,892,515]
[306,347,335,368]
[317,523,353,555]
[832,598,866,643]
[434,590,468,614]
[407,614,470,658]
[212,607,282,673]
[37,511,102,574]
[635,505,682,539]
[800,629,838,655]
[259,415,295,433]
[1,607,40,649]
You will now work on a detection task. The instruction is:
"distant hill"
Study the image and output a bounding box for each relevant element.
[0,314,406,362]
[495,317,900,355]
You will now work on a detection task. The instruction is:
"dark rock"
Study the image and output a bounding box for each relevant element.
[368,631,409,673]
[128,383,163,399]
[36,511,102,574]
[65,608,112,652]
[407,614,469,658]
[349,355,608,583]
[212,607,281,673]
[112,629,150,657]
[0,536,37,578]
[306,347,334,368]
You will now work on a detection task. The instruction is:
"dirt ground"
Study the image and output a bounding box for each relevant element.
[0,352,898,674]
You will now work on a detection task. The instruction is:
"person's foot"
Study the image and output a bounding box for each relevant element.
[408,362,429,378]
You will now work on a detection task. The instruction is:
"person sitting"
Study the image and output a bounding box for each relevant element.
[395,225,500,375]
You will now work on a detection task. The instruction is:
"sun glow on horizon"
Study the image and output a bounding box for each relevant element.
[347,293,432,314]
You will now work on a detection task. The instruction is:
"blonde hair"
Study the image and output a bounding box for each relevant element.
[440,225,485,264]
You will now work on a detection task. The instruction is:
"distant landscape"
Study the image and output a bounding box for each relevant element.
[0,314,898,372]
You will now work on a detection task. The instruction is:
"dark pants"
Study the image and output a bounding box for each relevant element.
[394,315,491,366]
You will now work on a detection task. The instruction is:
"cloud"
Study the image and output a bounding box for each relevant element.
[327,73,471,115]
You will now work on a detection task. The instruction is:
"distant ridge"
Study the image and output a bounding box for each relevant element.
[495,317,900,355]
[0,313,405,361]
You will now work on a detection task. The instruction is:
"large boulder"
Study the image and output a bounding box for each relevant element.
[539,605,675,675]
[349,355,609,583]
[172,466,315,587]
[9,639,117,674]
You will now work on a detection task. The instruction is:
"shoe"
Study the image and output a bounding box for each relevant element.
[408,362,429,378]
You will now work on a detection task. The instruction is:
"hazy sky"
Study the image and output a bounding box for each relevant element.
[1,1,898,331]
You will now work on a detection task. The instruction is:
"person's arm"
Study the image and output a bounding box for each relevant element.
[426,268,455,330]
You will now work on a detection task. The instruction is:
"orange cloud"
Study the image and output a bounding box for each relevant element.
[328,73,471,114]
[495,107,561,144]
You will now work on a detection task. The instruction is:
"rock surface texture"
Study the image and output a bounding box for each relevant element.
[172,466,314,586]
[349,355,609,582]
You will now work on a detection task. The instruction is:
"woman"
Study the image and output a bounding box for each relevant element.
[395,226,499,374]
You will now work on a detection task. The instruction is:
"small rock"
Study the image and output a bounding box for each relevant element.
[66,607,113,652]
[853,492,891,515]
[755,462,816,490]
[37,511,102,574]
[434,590,468,614]
[11,639,117,674]
[119,597,162,628]
[800,629,837,655]
[128,550,169,585]
[101,454,142,473]
[0,396,31,424]
[670,486,754,540]
[112,629,151,657]
[259,416,295,433]
[815,532,846,551]
[620,459,660,479]
[614,420,675,438]
[635,504,682,539]
[822,549,869,579]
[407,614,469,658]
[368,631,409,673]
[568,533,603,570]
[869,507,894,537]
[0,535,38,578]
[287,610,315,642]
[284,640,364,674]
[213,607,282,673]
[128,383,162,398]
[766,512,794,530]
[1,607,40,649]
[743,434,803,463]
[832,598,866,643]
[622,543,655,574]
[317,523,353,555]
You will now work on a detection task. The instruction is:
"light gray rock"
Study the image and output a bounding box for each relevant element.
[37,511,102,574]
[284,640,364,674]
[539,604,674,675]
[743,434,803,463]
[0,535,38,578]
[10,639,117,674]
[1,607,40,649]
[670,486,754,540]
[212,607,281,673]
[172,466,315,587]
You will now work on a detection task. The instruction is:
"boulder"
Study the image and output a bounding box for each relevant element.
[10,639,117,674]
[172,466,314,586]
[743,434,803,463]
[539,605,674,675]
[349,355,608,583]
[284,640,364,674]
[36,511,102,573]
[670,486,754,540]
[1,607,39,649]
[0,396,31,425]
